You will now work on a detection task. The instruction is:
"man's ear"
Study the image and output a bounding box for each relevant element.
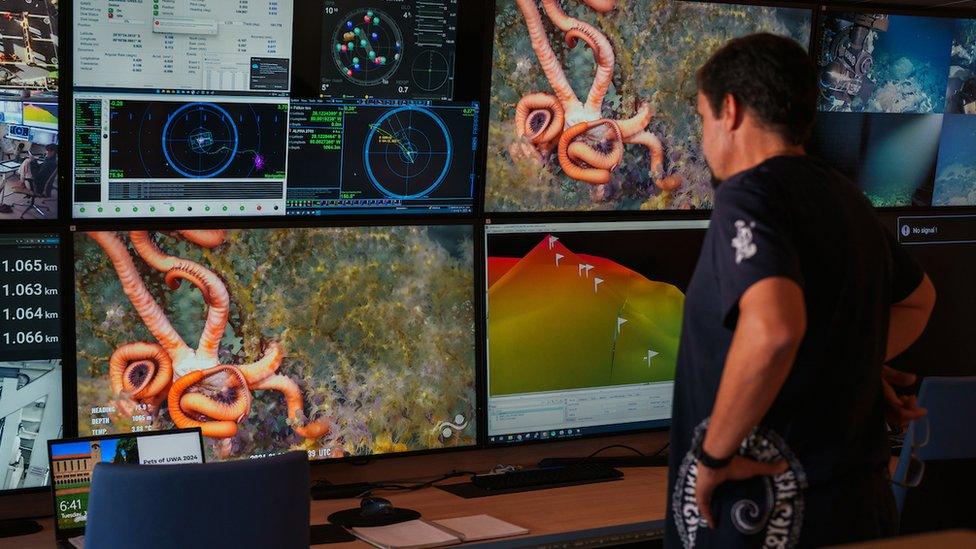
[722,93,745,132]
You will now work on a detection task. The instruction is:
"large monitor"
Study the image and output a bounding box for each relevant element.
[286,99,479,216]
[0,233,63,491]
[483,0,812,212]
[316,0,459,100]
[73,225,477,461]
[810,13,976,207]
[72,1,295,219]
[484,220,706,444]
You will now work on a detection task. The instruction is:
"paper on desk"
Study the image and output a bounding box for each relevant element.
[351,520,459,549]
[431,515,529,542]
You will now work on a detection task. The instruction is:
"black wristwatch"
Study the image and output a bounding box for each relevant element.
[695,441,734,470]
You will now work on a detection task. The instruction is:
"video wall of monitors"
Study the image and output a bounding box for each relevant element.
[810,13,976,207]
[0,0,969,484]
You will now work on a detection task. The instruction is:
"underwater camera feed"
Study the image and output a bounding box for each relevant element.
[74,226,476,461]
[485,0,812,212]
[817,13,954,114]
[947,19,976,114]
[933,114,976,206]
[809,112,942,207]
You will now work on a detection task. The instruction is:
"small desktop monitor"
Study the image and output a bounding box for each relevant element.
[484,219,707,444]
[286,99,479,216]
[73,225,477,461]
[0,233,63,491]
[810,12,976,208]
[48,429,205,541]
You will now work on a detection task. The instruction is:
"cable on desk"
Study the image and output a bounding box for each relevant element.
[350,469,479,497]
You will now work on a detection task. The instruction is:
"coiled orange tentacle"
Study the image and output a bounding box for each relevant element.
[542,0,615,112]
[238,341,284,386]
[581,0,616,13]
[177,230,227,249]
[515,93,565,145]
[130,231,230,359]
[624,131,674,184]
[558,119,623,185]
[252,374,330,439]
[617,103,653,139]
[109,342,173,401]
[168,367,249,439]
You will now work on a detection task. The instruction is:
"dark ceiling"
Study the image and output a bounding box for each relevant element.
[834,0,976,12]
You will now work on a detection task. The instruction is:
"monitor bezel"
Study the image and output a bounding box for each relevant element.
[46,426,206,541]
[66,218,484,466]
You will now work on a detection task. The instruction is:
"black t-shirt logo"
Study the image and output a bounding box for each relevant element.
[672,418,808,548]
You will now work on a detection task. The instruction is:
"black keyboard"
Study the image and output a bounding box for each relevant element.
[471,464,623,491]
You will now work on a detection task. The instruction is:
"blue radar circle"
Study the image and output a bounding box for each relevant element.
[363,106,452,200]
[161,102,239,179]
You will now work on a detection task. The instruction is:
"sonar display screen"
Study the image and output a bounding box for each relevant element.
[74,226,477,462]
[318,0,458,99]
[286,98,478,215]
[73,95,290,218]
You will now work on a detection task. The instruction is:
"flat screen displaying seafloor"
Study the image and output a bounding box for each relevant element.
[484,0,812,212]
[74,226,477,461]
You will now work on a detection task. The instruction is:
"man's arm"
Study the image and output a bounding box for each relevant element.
[701,276,806,458]
[695,276,806,527]
[886,274,935,362]
[881,274,936,426]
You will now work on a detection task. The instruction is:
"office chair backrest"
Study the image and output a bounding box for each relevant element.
[86,450,310,549]
[37,162,57,194]
[893,376,976,513]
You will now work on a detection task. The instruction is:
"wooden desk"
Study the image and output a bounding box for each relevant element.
[5,467,669,548]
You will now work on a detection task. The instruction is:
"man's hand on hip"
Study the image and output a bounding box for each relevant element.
[695,457,788,529]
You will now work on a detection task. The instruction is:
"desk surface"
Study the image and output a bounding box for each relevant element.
[6,467,669,548]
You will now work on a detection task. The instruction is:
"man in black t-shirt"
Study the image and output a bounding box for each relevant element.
[665,34,936,548]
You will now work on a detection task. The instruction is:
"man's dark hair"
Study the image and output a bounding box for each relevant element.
[45,143,56,154]
[696,33,817,145]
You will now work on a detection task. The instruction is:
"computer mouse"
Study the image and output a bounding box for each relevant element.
[360,496,394,517]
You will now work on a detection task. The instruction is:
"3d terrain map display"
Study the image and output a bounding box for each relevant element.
[488,235,685,396]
